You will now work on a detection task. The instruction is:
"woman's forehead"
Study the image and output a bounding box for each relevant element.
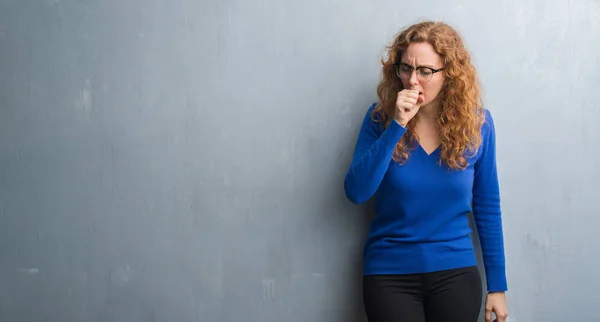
[400,43,442,67]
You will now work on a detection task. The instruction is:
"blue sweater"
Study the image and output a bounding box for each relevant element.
[344,103,507,292]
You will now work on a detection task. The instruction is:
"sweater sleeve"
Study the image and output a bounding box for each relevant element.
[344,103,407,204]
[472,109,508,292]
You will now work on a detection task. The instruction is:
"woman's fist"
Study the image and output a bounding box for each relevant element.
[394,89,423,127]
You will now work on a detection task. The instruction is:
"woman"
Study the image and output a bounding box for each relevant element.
[344,21,509,322]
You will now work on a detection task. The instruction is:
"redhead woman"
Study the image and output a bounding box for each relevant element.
[344,21,509,322]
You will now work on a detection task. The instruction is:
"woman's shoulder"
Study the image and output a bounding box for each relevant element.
[366,101,386,123]
[366,101,379,115]
[354,102,387,137]
[481,108,497,136]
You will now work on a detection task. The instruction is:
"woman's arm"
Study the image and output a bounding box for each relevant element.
[344,103,406,204]
[472,109,508,293]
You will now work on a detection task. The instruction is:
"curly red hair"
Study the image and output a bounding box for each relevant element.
[373,21,485,170]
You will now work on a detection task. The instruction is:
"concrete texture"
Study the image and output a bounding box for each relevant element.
[1,0,599,321]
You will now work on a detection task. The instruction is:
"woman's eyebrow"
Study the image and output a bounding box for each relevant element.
[400,61,437,69]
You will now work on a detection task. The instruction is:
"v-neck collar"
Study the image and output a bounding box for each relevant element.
[417,143,441,157]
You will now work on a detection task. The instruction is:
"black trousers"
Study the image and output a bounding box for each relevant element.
[362,266,482,322]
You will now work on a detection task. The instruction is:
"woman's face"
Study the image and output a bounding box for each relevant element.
[398,42,445,107]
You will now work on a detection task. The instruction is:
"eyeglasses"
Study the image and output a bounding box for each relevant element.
[394,63,444,83]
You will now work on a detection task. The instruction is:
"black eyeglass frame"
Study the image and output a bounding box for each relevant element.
[394,63,445,82]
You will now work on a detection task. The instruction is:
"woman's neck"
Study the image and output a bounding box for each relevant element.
[416,99,440,125]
